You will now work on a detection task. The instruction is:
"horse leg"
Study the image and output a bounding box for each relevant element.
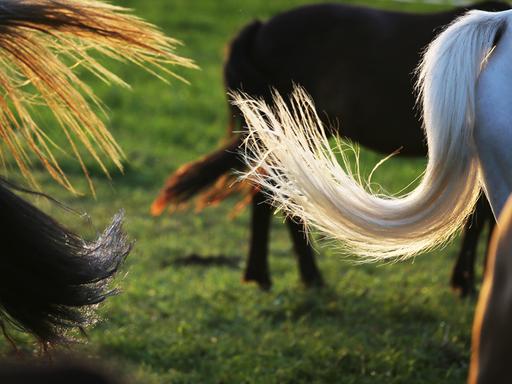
[286,218,324,287]
[243,191,272,290]
[451,196,490,297]
[483,206,497,275]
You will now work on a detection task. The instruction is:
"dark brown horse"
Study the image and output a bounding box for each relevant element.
[152,1,508,294]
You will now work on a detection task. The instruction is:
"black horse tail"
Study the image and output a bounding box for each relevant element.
[151,135,244,216]
[0,178,131,345]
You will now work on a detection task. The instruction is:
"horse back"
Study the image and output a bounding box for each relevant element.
[225,2,509,155]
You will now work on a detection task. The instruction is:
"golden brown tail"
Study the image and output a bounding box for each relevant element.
[0,0,195,193]
[151,135,244,216]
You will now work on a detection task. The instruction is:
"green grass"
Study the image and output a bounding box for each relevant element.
[0,1,488,383]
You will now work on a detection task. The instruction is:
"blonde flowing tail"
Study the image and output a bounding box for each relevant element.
[0,0,195,193]
[234,10,509,261]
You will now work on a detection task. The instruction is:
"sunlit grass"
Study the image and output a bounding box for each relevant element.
[0,1,485,383]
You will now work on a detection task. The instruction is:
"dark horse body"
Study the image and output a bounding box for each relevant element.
[152,1,508,294]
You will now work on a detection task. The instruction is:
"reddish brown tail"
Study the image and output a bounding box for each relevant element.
[151,135,244,216]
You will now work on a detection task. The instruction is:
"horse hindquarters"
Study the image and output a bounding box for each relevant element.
[475,20,512,217]
[224,21,267,100]
[0,179,130,345]
[236,9,509,261]
[469,196,512,384]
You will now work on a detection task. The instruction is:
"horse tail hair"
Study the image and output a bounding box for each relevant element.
[151,135,244,216]
[233,10,508,261]
[150,21,265,217]
[0,178,131,345]
[0,0,195,194]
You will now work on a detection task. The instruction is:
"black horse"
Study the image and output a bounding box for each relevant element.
[152,1,508,295]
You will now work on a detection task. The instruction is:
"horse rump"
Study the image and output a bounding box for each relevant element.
[0,178,131,345]
[224,20,267,95]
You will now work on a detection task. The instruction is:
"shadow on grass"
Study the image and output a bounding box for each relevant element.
[97,286,469,382]
[258,287,344,324]
[171,253,241,269]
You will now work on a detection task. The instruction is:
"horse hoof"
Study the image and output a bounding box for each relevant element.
[242,274,272,291]
[451,276,477,298]
[303,275,325,289]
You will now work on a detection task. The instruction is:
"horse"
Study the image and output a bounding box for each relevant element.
[151,1,508,294]
[469,195,512,383]
[236,7,512,380]
[235,8,512,278]
[0,0,193,348]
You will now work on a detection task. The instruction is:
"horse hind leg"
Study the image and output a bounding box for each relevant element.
[243,191,272,290]
[451,196,492,297]
[286,218,324,288]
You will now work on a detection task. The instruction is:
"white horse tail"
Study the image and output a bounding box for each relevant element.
[234,10,509,261]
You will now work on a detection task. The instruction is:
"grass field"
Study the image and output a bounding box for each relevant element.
[0,1,490,383]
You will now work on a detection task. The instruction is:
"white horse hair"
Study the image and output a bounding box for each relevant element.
[233,9,512,261]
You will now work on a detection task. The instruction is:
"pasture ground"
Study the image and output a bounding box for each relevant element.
[0,1,487,383]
